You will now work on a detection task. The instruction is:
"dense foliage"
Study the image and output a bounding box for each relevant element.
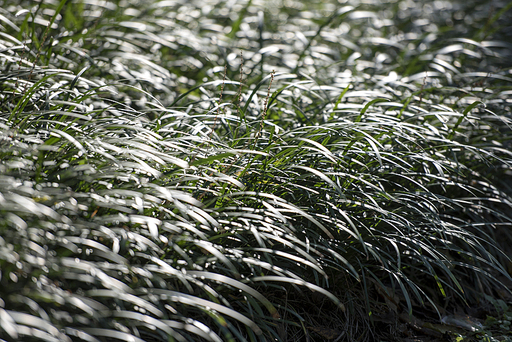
[1,0,511,341]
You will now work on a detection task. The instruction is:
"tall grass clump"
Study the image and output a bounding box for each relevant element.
[1,0,512,341]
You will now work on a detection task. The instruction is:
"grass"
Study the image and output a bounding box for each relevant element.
[1,0,512,341]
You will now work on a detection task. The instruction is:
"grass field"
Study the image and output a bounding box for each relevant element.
[1,0,512,341]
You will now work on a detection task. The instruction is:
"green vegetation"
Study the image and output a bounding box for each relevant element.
[1,0,511,341]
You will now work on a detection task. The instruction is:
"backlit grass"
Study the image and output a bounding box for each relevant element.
[1,0,511,341]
